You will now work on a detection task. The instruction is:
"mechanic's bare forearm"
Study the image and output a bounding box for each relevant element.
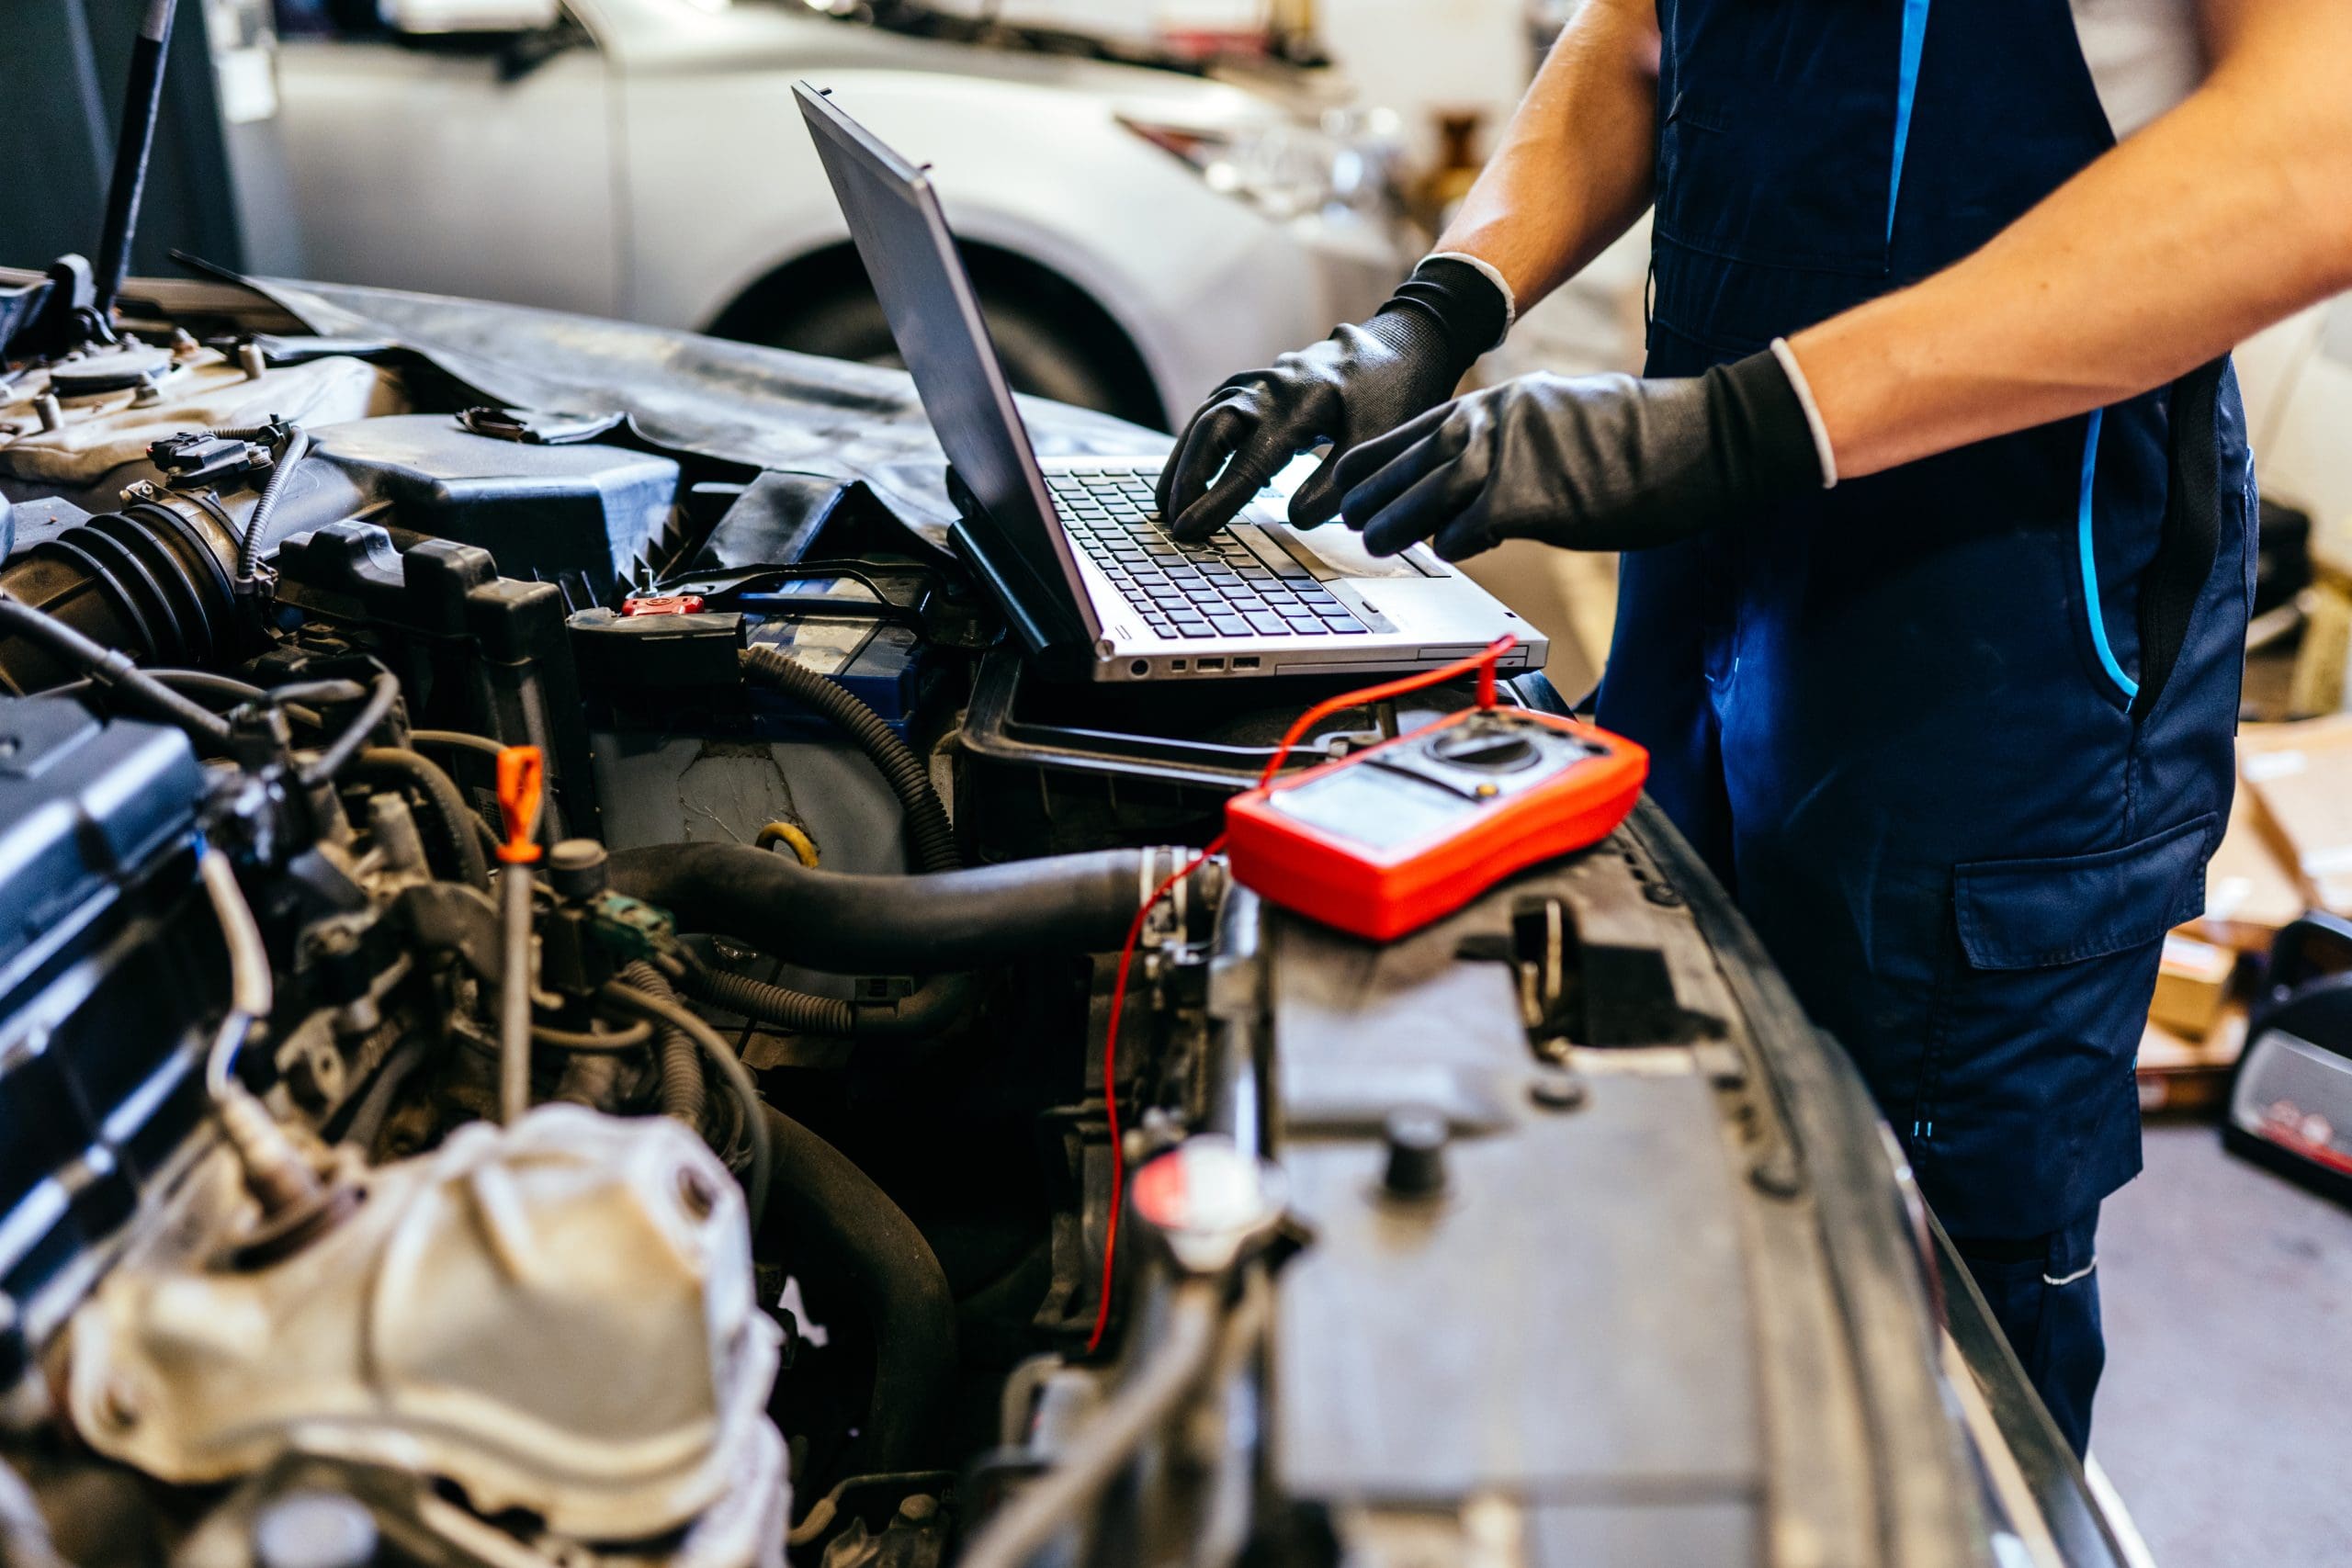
[1432,0,1659,310]
[1794,0,2352,479]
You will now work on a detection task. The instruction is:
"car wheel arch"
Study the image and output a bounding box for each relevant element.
[703,239,1171,431]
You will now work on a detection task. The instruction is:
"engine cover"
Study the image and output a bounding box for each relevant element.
[307,416,680,603]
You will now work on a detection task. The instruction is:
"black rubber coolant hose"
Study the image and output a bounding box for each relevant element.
[758,1105,956,1473]
[741,643,959,874]
[606,844,1167,973]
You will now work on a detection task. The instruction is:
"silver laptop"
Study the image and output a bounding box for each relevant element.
[796,83,1544,683]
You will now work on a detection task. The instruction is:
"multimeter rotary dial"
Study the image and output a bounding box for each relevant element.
[1424,716,1545,773]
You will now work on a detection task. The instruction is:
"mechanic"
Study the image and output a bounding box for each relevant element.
[1156,0,2352,1453]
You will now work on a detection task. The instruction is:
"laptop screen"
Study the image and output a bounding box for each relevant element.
[795,84,1098,641]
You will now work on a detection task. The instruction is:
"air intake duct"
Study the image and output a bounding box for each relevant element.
[0,491,256,694]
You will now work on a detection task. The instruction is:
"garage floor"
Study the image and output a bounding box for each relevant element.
[2097,1121,2352,1567]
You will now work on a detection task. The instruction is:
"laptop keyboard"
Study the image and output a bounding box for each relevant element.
[1046,470,1367,639]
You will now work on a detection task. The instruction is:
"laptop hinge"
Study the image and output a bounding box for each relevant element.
[945,466,1095,677]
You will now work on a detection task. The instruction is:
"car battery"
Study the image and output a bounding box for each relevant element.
[739,585,929,744]
[570,570,949,876]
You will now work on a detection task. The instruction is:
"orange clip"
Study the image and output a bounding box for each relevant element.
[494,745,545,864]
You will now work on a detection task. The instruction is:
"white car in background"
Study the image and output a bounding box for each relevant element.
[266,0,1414,428]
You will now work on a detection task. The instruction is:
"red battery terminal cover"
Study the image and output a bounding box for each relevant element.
[619,593,707,617]
[1224,705,1648,942]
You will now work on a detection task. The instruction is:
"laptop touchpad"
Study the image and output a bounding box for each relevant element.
[1248,516,1436,581]
[1248,454,1440,580]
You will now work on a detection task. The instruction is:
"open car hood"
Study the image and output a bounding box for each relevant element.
[245,275,1167,546]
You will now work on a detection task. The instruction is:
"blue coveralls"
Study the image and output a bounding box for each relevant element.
[1596,0,2256,1453]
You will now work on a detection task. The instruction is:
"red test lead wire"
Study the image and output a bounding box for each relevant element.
[1251,634,1517,792]
[1087,837,1224,1352]
[1083,635,1520,1353]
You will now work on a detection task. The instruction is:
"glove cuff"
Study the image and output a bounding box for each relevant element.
[1767,338,1838,488]
[1709,349,1832,498]
[1375,255,1513,381]
[1423,252,1518,335]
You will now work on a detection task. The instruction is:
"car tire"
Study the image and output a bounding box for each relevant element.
[738,279,1160,429]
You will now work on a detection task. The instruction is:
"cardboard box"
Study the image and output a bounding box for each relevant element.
[2189,787,2307,952]
[2137,1002,2249,1116]
[2238,716,2352,918]
[2149,932,2236,1038]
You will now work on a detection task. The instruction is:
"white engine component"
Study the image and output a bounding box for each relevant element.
[0,343,392,489]
[66,1106,785,1555]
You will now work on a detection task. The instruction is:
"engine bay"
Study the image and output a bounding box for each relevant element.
[0,276,1992,1568]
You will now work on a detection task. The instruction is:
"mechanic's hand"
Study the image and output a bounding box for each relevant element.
[1157,256,1510,541]
[1332,349,1827,561]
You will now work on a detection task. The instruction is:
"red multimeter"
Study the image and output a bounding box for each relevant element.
[1223,705,1648,942]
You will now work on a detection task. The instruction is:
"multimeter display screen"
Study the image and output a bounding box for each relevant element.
[1267,765,1470,851]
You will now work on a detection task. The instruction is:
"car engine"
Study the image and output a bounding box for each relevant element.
[0,299,1239,1564]
[0,247,2009,1568]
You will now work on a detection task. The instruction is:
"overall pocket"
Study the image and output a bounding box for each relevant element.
[1912,814,2217,1236]
[1953,813,2215,970]
[2128,358,2234,723]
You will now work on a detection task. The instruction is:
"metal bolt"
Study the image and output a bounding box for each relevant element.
[33,394,62,433]
[1381,1106,1449,1200]
[100,1377,141,1429]
[1528,1067,1589,1111]
[1642,881,1683,908]
[896,1494,939,1525]
[677,1165,718,1219]
[1697,1044,1747,1089]
[1749,1148,1804,1200]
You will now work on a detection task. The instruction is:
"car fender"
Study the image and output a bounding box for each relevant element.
[613,56,1319,421]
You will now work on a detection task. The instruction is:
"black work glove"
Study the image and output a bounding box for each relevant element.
[1157,256,1510,541]
[1331,349,1826,561]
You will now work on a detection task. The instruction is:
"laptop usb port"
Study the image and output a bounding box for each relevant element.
[1197,657,1226,671]
[1233,656,1261,670]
